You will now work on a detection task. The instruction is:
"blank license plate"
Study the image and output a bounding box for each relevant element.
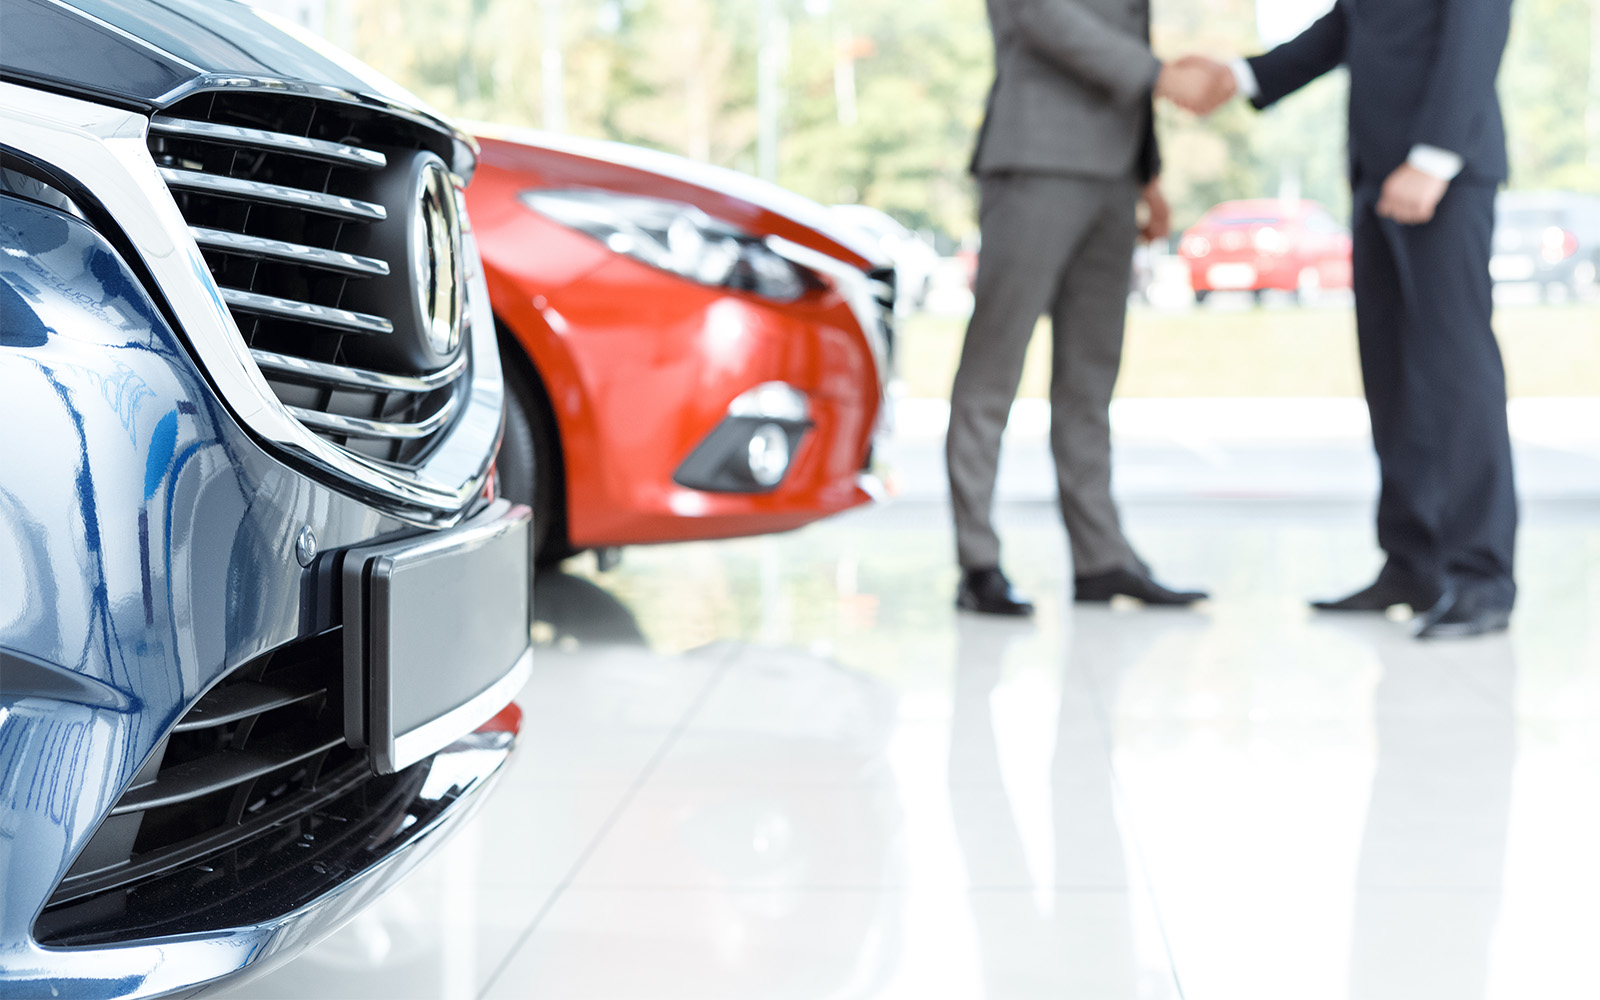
[1207,263,1258,289]
[343,499,532,774]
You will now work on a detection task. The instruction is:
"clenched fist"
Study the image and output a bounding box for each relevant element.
[1375,164,1450,225]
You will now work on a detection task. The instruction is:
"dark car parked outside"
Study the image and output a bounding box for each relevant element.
[1,1,532,996]
[1491,190,1600,300]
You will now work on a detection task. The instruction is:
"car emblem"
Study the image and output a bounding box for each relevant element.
[414,158,465,357]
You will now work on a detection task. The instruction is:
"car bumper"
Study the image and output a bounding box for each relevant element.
[0,723,516,1000]
[491,251,884,548]
[1187,257,1297,291]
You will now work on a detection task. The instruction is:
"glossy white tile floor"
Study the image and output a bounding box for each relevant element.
[231,494,1600,999]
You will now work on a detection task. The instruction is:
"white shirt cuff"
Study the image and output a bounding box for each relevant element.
[1407,145,1465,181]
[1230,59,1260,100]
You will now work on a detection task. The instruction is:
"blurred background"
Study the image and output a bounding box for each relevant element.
[254,0,1600,402]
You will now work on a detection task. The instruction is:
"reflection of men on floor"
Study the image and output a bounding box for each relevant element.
[1231,0,1519,638]
[946,615,1152,992]
[1348,633,1514,997]
[947,0,1228,616]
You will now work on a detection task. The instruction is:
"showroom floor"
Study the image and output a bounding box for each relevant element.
[229,481,1600,999]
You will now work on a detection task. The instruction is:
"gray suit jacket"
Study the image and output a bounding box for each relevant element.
[971,0,1162,182]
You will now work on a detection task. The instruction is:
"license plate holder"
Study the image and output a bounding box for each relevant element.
[343,499,532,774]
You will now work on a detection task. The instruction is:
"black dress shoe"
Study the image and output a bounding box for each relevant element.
[1311,577,1440,612]
[956,567,1035,616]
[1415,590,1512,640]
[1073,567,1206,606]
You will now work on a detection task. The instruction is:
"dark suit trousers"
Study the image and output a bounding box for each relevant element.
[1351,179,1517,607]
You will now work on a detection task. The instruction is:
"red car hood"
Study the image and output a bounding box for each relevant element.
[469,124,886,273]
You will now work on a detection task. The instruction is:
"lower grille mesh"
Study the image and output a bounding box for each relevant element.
[37,630,374,943]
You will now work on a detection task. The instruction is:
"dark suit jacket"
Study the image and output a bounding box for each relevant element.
[972,0,1162,184]
[1246,0,1512,187]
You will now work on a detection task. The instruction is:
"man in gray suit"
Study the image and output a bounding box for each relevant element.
[949,0,1232,615]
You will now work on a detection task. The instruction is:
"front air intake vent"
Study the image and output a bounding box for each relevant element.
[147,91,471,467]
[35,630,380,945]
[866,265,897,368]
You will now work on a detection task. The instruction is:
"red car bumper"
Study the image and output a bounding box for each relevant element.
[473,170,882,550]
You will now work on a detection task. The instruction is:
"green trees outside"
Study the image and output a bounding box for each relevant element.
[329,0,1599,242]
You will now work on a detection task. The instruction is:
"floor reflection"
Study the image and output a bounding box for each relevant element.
[948,609,1200,996]
[532,569,648,647]
[233,501,1597,999]
[1348,632,1515,1000]
[487,571,909,998]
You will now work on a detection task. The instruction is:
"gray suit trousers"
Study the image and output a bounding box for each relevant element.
[948,172,1142,575]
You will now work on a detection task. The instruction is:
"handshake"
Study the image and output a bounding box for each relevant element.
[1154,55,1239,117]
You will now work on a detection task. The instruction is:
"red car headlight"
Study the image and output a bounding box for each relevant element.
[521,188,813,301]
[1541,226,1578,264]
[1252,226,1288,255]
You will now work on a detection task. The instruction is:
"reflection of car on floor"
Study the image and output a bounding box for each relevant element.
[1179,198,1353,304]
[465,127,891,565]
[1491,190,1600,300]
[830,202,941,314]
[1,1,532,995]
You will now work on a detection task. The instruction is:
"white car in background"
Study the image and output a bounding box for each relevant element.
[831,203,942,315]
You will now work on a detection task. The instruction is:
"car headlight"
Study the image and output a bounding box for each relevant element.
[1252,226,1288,255]
[521,189,810,301]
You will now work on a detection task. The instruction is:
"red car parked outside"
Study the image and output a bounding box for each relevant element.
[465,128,891,564]
[1179,198,1352,304]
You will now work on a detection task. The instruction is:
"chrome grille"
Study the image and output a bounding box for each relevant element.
[147,93,469,466]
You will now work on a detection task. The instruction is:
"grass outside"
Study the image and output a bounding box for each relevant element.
[896,301,1600,400]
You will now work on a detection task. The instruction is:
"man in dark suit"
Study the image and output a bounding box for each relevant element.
[948,0,1230,616]
[1233,0,1518,638]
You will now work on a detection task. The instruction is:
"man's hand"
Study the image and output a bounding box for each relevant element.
[1139,179,1171,242]
[1154,56,1236,115]
[1375,164,1450,225]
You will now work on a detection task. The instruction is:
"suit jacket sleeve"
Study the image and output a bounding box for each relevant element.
[1411,0,1513,156]
[1245,1,1348,110]
[1008,0,1163,106]
[1138,101,1160,182]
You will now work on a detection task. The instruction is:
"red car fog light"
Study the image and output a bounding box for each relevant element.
[674,382,812,493]
[747,422,790,487]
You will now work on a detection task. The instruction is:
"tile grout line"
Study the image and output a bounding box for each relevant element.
[476,642,743,999]
[1074,657,1190,1000]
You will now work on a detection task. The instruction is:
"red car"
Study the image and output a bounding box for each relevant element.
[465,128,890,564]
[1179,198,1353,304]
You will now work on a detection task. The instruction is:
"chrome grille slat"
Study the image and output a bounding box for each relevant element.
[111,732,346,816]
[172,680,319,733]
[159,167,387,221]
[192,226,390,277]
[150,115,388,170]
[222,288,394,335]
[287,395,461,441]
[253,348,466,394]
